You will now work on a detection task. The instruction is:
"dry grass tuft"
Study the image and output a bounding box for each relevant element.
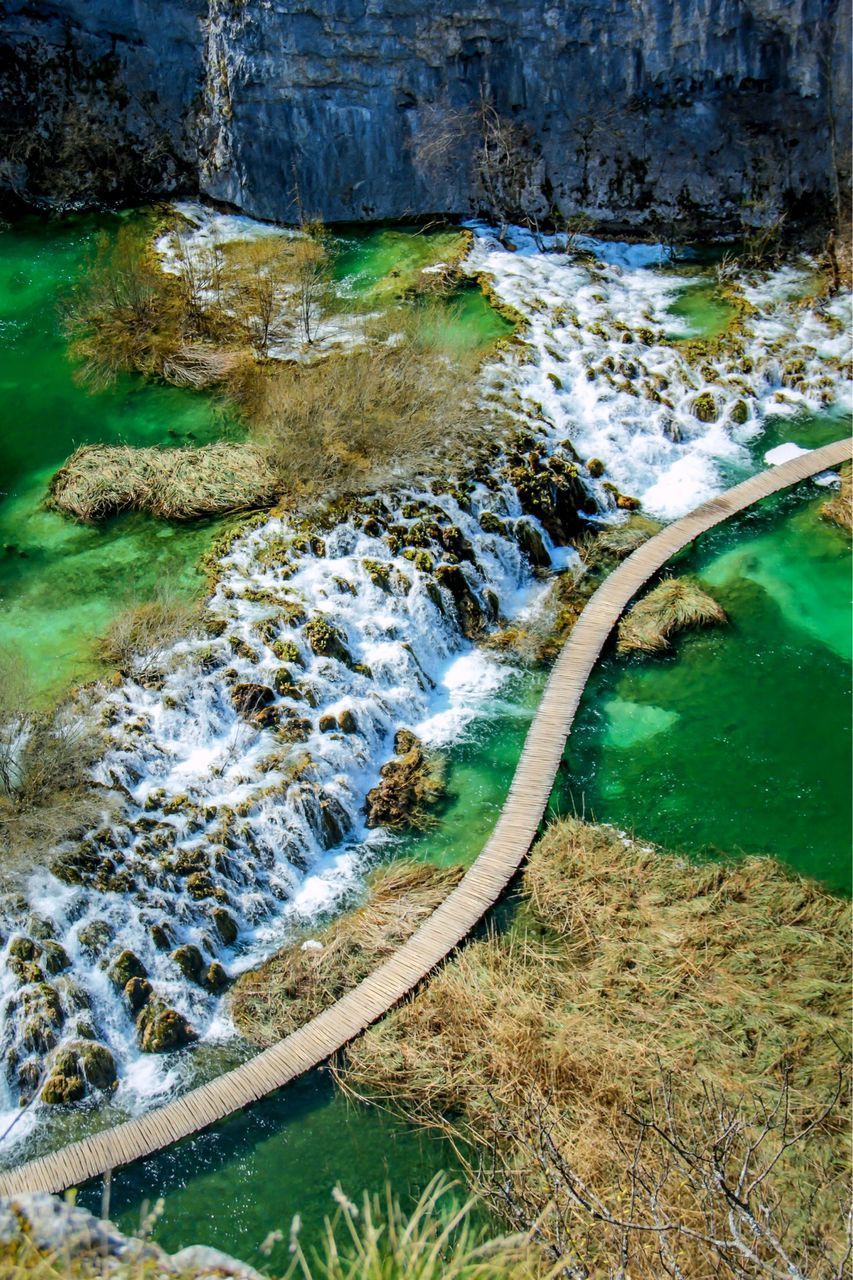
[616,575,727,653]
[47,442,277,523]
[341,819,850,1278]
[820,462,852,533]
[231,860,463,1046]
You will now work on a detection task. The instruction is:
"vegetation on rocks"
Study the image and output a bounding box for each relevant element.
[364,730,445,830]
[0,651,108,874]
[340,818,851,1279]
[616,576,727,654]
[231,860,462,1046]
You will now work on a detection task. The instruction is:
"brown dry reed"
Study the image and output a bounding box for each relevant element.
[47,442,277,523]
[340,818,851,1278]
[231,860,463,1046]
[616,575,727,653]
[97,594,202,679]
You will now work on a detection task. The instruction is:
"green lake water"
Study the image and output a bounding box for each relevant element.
[553,486,852,894]
[0,212,234,701]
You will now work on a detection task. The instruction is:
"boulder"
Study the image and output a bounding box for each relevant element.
[136,999,196,1053]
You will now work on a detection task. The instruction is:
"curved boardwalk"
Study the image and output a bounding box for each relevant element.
[1,437,849,1197]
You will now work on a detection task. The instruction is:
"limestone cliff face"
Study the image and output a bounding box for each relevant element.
[0,0,849,229]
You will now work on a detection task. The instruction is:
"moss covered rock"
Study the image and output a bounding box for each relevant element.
[231,682,276,718]
[211,908,239,946]
[365,731,444,831]
[692,391,719,422]
[514,518,550,568]
[171,944,205,984]
[136,999,197,1053]
[108,949,147,989]
[434,564,485,639]
[304,616,353,666]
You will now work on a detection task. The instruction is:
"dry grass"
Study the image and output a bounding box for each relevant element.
[616,575,727,653]
[340,819,851,1278]
[821,462,852,533]
[231,860,463,1046]
[236,306,495,506]
[47,442,277,523]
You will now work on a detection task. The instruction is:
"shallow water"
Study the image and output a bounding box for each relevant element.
[0,212,235,699]
[555,487,852,893]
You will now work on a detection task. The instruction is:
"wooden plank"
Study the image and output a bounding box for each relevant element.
[0,438,847,1198]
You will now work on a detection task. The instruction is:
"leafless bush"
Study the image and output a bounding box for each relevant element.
[96,593,202,679]
[0,652,107,870]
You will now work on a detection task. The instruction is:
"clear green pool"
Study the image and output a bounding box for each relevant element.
[0,212,235,701]
[553,486,852,894]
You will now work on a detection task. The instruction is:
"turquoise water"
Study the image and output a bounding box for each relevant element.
[553,485,852,893]
[0,212,235,700]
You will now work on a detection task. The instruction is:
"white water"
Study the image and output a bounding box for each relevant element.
[1,211,849,1153]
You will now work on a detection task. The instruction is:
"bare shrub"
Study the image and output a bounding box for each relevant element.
[97,594,202,679]
[0,653,108,871]
[241,303,493,505]
[413,91,537,241]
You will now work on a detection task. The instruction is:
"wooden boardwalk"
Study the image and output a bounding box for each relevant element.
[1,437,848,1197]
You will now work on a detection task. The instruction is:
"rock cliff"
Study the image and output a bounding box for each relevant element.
[0,0,849,230]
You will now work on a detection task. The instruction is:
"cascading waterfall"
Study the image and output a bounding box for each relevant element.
[1,210,849,1152]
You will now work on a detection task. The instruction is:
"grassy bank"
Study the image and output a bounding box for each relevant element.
[339,818,851,1279]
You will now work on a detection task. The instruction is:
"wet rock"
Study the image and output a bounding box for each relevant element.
[365,732,444,830]
[731,398,750,424]
[25,915,55,942]
[271,638,303,665]
[124,976,153,1013]
[434,564,485,639]
[16,1058,42,1105]
[514,518,550,568]
[136,999,197,1053]
[50,845,112,886]
[211,908,239,946]
[318,713,337,733]
[21,1016,58,1056]
[149,921,174,951]
[304,615,353,666]
[603,482,641,511]
[205,961,228,992]
[42,1040,117,1104]
[337,708,357,733]
[39,942,70,976]
[231,682,276,719]
[439,525,474,561]
[77,920,114,958]
[173,847,209,876]
[8,936,37,963]
[362,558,391,589]
[171,944,205,984]
[662,416,684,443]
[108,950,147,990]
[272,669,302,698]
[586,457,605,478]
[186,871,219,900]
[479,511,507,535]
[317,793,351,848]
[692,391,719,422]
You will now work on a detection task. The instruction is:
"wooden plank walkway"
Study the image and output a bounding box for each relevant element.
[1,437,849,1197]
